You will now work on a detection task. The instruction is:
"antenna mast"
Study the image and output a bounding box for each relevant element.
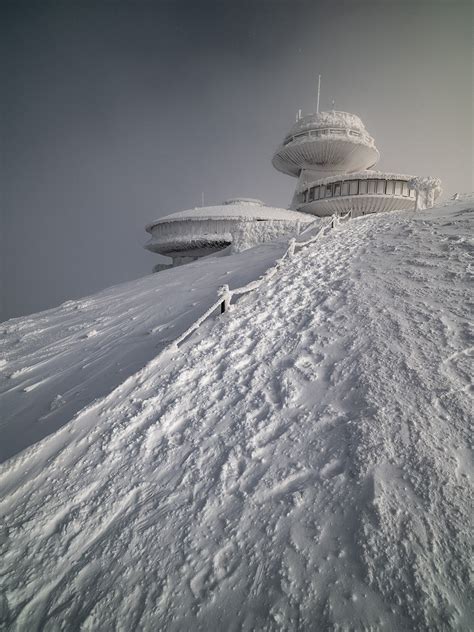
[316,74,321,113]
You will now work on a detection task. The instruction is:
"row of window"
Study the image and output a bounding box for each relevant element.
[302,179,415,203]
[284,127,363,146]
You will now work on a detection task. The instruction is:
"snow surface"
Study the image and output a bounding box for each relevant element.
[0,242,287,463]
[1,198,473,631]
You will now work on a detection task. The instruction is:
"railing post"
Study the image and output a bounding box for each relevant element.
[288,238,296,259]
[218,284,231,314]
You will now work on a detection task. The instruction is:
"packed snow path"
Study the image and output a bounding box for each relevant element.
[1,201,472,631]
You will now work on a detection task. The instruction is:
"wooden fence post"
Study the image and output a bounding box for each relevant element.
[288,238,296,258]
[218,284,231,314]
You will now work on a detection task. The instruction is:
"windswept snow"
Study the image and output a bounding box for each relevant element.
[0,199,473,631]
[0,242,287,463]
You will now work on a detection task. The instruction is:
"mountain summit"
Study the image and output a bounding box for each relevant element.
[1,198,472,630]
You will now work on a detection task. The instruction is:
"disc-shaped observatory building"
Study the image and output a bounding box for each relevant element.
[145,199,313,268]
[145,93,441,269]
[272,110,426,216]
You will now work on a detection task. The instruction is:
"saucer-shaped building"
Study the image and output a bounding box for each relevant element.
[295,171,417,216]
[272,111,379,182]
[272,109,440,216]
[145,198,313,267]
[145,105,441,269]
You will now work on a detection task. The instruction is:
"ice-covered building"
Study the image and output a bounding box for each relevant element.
[145,198,313,268]
[272,109,441,217]
[145,90,441,268]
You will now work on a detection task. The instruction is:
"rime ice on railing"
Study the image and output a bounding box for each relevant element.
[163,212,351,353]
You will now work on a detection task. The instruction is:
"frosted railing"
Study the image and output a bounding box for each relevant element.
[283,128,370,146]
[164,211,352,354]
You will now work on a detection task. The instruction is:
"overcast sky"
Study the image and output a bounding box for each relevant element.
[1,0,472,321]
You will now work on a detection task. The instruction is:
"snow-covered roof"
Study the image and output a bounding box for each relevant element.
[146,199,313,231]
[289,110,367,136]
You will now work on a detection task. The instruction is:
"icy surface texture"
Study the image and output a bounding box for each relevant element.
[146,201,312,228]
[0,197,472,631]
[410,176,443,210]
[289,110,367,135]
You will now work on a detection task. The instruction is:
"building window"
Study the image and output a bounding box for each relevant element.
[303,190,308,203]
[367,180,376,194]
[326,184,333,198]
[409,188,415,198]
[308,187,315,202]
[349,180,358,195]
[359,180,368,194]
[334,183,341,196]
[342,182,350,196]
[394,181,402,195]
[402,182,409,196]
[386,180,394,195]
[320,185,326,198]
[376,180,386,194]
[315,186,321,200]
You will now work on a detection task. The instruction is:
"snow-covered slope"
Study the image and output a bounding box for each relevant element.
[0,241,287,463]
[1,199,472,631]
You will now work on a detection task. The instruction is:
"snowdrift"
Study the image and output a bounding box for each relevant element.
[0,198,472,631]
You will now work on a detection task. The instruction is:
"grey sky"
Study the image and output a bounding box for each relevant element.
[1,0,472,321]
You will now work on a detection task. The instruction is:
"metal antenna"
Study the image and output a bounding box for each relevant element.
[316,74,321,113]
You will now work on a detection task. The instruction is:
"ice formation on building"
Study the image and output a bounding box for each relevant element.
[145,199,313,269]
[145,87,441,268]
[273,107,441,217]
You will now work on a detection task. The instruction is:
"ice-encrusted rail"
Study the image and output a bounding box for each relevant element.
[170,212,351,352]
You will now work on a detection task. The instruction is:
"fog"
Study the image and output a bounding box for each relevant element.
[1,0,472,321]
